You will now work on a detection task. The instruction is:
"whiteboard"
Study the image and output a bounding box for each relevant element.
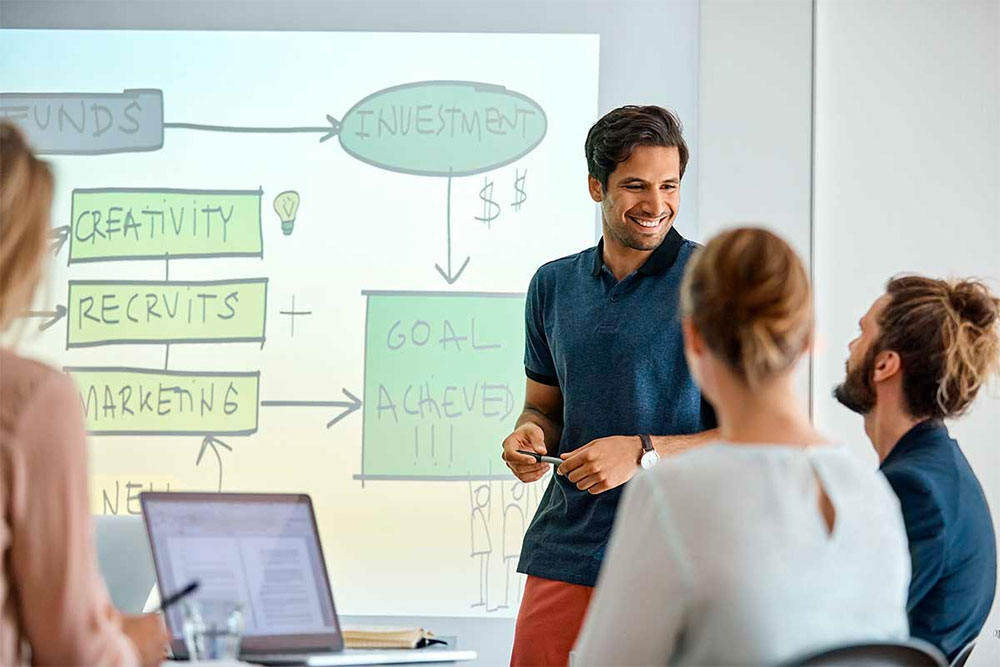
[0,29,599,617]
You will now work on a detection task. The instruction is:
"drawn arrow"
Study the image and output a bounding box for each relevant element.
[49,225,70,255]
[260,388,362,429]
[20,305,67,331]
[164,115,341,143]
[196,435,231,492]
[434,176,470,284]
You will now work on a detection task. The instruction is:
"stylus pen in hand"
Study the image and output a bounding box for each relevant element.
[157,580,200,613]
[517,450,564,466]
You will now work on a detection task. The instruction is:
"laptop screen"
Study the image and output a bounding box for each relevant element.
[141,492,342,652]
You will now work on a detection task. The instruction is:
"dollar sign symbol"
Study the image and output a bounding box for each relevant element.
[475,177,501,228]
[511,169,528,212]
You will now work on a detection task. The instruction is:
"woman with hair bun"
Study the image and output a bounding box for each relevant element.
[574,227,910,666]
[835,275,999,661]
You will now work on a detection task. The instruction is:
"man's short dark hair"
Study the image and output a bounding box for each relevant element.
[584,105,689,189]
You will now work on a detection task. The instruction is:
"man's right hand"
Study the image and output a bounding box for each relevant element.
[502,423,550,483]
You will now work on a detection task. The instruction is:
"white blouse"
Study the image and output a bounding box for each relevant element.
[574,443,910,666]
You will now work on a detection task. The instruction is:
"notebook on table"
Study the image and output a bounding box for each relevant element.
[343,626,444,650]
[140,492,475,666]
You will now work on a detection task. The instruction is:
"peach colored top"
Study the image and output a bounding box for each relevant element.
[1,349,138,666]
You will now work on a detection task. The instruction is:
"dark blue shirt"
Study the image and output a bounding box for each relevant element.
[880,420,997,661]
[517,228,715,587]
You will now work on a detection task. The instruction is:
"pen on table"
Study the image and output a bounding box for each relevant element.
[157,580,200,613]
[517,450,564,466]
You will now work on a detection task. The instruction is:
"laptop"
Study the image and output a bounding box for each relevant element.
[140,492,475,666]
[94,514,157,613]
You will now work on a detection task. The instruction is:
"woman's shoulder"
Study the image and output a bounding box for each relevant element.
[655,441,804,477]
[1,348,69,398]
[1,349,77,439]
[809,444,892,490]
[648,442,886,503]
[642,442,782,504]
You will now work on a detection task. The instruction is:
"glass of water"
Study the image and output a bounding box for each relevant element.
[181,598,245,661]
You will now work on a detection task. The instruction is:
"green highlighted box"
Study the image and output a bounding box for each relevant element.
[67,367,260,435]
[360,291,526,479]
[69,188,263,263]
[67,279,268,348]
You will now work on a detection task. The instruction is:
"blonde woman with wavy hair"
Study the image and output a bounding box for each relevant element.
[574,227,910,666]
[0,122,168,665]
[835,276,999,661]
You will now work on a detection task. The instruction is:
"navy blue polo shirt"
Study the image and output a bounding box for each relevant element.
[517,227,715,587]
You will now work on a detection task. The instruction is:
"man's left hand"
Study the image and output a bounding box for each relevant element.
[559,436,642,495]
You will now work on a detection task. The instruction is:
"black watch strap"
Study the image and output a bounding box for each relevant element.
[639,433,654,453]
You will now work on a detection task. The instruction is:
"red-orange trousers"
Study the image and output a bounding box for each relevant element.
[509,575,595,667]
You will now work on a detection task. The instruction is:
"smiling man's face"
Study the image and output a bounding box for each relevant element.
[590,144,681,253]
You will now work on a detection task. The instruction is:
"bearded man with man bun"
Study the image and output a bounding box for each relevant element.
[836,276,1000,661]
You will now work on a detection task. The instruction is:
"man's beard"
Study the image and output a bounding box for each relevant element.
[601,200,671,253]
[604,217,666,252]
[833,347,878,415]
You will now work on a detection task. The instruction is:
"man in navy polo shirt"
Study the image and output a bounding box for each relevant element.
[834,276,998,662]
[502,106,717,666]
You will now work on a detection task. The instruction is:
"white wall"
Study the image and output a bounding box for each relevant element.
[814,1,1000,662]
[698,0,813,260]
[698,0,814,402]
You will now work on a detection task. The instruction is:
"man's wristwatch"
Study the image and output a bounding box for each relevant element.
[638,434,660,470]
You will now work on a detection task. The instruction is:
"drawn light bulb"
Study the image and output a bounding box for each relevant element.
[273,190,300,236]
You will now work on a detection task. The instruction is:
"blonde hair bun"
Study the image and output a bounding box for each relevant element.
[681,227,812,387]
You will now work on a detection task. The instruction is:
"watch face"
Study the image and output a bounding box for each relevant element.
[640,450,660,470]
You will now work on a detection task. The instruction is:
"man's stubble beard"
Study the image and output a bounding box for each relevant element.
[602,212,668,253]
[833,347,878,415]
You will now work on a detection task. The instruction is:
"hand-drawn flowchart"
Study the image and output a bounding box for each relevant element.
[3,80,548,609]
[1,30,599,616]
